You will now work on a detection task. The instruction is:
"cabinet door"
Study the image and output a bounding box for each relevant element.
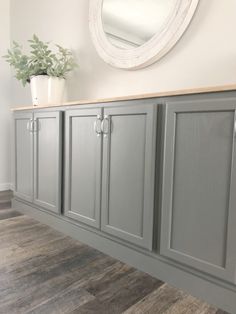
[14,112,33,202]
[160,98,236,282]
[64,108,102,228]
[101,105,157,249]
[33,111,62,213]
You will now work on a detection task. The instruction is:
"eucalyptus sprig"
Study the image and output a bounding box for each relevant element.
[3,35,78,86]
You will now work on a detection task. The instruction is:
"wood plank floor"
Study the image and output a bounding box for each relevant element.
[0,192,229,313]
[0,190,12,209]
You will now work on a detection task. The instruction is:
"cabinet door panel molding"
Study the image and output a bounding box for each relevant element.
[64,108,102,228]
[14,112,33,202]
[14,111,62,213]
[33,111,62,213]
[160,98,236,282]
[101,105,157,249]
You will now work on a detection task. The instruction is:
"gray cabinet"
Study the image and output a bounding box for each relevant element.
[14,111,62,214]
[160,98,236,282]
[64,104,157,249]
[101,105,157,249]
[14,112,33,202]
[64,108,102,228]
[33,112,62,213]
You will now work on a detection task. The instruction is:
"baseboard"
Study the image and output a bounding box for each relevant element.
[0,183,12,192]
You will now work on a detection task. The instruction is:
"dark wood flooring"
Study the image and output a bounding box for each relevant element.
[0,191,229,313]
[0,190,13,209]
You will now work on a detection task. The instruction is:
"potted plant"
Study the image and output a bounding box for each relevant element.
[4,35,77,106]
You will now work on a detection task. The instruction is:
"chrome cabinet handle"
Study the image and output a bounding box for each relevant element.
[234,117,236,138]
[34,119,39,132]
[26,121,30,131]
[27,119,39,133]
[101,115,110,137]
[27,119,33,132]
[94,115,102,137]
[32,119,36,132]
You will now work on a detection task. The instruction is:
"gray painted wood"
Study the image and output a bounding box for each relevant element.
[33,111,62,213]
[14,112,33,202]
[101,104,157,249]
[64,108,102,228]
[12,93,236,313]
[160,98,236,282]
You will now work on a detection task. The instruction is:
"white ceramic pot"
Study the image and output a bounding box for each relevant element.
[30,75,66,106]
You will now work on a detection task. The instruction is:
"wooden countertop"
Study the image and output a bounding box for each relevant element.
[11,84,236,111]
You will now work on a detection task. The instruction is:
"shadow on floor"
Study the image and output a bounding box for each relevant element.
[0,190,13,209]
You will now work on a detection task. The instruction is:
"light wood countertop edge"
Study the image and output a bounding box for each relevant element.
[11,84,236,111]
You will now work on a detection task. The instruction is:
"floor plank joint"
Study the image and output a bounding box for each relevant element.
[0,192,229,313]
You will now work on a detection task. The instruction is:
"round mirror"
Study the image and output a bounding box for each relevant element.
[102,0,177,49]
[89,0,199,69]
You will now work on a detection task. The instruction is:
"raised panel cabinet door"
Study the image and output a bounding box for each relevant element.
[64,108,102,228]
[101,104,157,249]
[14,112,33,202]
[33,111,62,213]
[160,97,236,282]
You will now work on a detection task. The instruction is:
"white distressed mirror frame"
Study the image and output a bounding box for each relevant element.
[89,0,199,70]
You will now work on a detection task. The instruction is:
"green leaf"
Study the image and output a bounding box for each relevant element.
[3,34,78,86]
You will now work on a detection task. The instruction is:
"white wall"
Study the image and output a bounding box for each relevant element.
[0,0,11,190]
[10,0,236,106]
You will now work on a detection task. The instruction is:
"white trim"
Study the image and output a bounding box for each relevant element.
[89,0,199,69]
[0,183,12,192]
